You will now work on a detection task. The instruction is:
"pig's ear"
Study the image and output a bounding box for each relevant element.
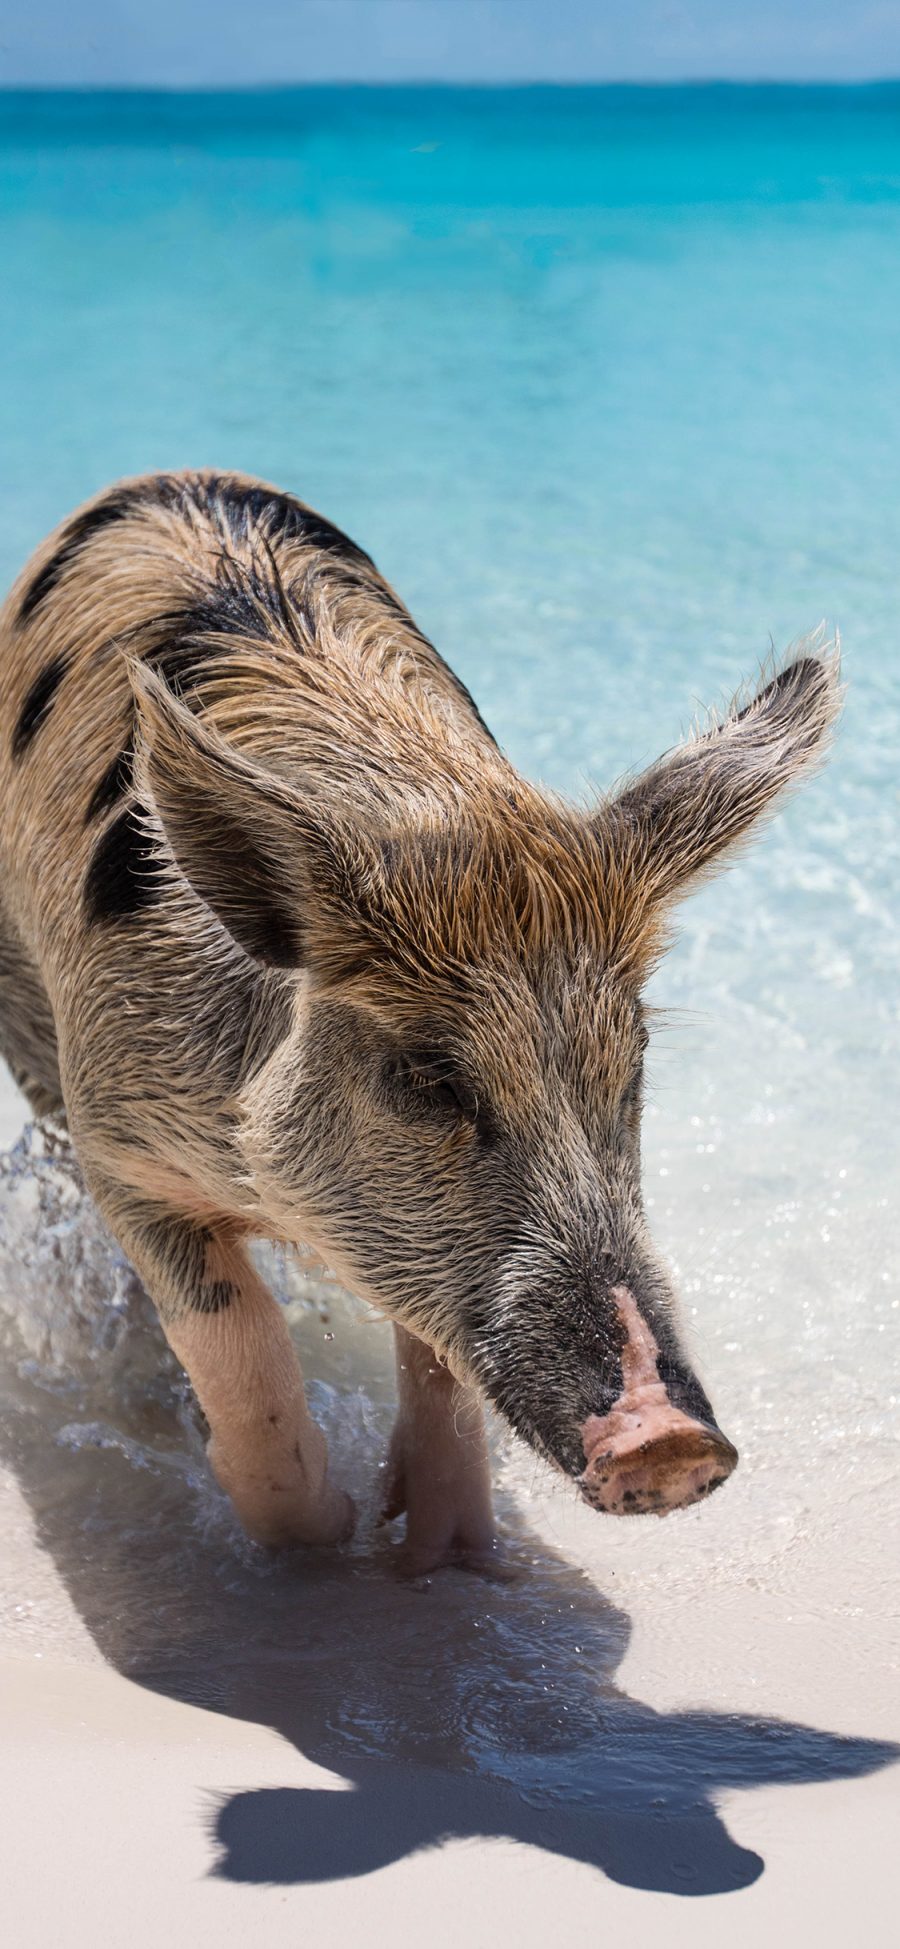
[606,645,842,911]
[131,665,373,968]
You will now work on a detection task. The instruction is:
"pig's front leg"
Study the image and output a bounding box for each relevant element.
[93,1189,354,1549]
[382,1325,498,1575]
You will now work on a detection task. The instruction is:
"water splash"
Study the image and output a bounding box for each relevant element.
[0,1121,399,1560]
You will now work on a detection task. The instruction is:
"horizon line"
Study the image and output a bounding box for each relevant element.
[2,77,900,94]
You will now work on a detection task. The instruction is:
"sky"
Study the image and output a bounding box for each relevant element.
[1,0,899,87]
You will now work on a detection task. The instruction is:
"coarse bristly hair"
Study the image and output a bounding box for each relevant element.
[0,469,843,1517]
[131,621,842,998]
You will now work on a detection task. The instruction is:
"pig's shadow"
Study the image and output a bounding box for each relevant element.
[1,1351,895,1902]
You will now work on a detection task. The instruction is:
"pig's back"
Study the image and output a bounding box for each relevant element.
[0,469,492,964]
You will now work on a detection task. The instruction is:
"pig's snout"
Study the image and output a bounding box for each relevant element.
[578,1286,738,1517]
[579,1414,738,1516]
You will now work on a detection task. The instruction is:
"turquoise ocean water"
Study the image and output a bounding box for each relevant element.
[0,87,898,1863]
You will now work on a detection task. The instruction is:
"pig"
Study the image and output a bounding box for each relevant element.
[0,471,840,1572]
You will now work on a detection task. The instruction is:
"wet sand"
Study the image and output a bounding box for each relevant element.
[0,1067,897,1947]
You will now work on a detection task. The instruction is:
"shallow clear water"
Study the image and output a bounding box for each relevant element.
[0,87,897,1891]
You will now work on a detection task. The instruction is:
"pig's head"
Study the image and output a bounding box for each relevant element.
[136,645,841,1516]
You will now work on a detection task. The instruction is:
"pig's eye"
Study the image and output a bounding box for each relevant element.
[385,1053,476,1124]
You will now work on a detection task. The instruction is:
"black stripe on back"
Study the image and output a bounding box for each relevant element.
[18,491,139,625]
[84,804,162,924]
[142,585,273,696]
[198,477,498,741]
[200,476,376,573]
[84,733,135,824]
[12,655,68,759]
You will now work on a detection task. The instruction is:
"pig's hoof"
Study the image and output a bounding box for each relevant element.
[396,1536,517,1582]
[379,1419,506,1576]
[391,1521,512,1580]
[288,1487,357,1550]
[238,1487,356,1552]
[209,1432,355,1550]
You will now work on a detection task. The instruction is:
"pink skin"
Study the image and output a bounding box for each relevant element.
[579,1286,737,1516]
[381,1326,504,1576]
[165,1247,355,1550]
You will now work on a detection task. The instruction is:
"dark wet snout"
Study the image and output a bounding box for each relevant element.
[579,1287,738,1517]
